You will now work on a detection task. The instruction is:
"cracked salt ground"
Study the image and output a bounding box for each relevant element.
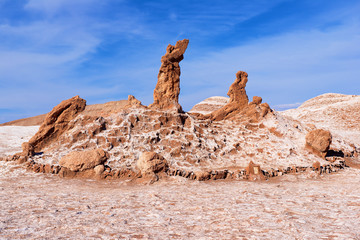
[1,161,360,239]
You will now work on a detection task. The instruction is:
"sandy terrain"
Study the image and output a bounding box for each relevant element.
[1,126,360,239]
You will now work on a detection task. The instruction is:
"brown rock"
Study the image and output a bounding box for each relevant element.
[228,71,249,105]
[208,71,248,121]
[59,149,109,172]
[137,152,168,176]
[251,96,262,105]
[21,142,35,156]
[150,39,189,111]
[246,161,265,180]
[27,95,86,152]
[313,161,321,171]
[94,164,105,175]
[305,129,332,158]
[127,95,142,107]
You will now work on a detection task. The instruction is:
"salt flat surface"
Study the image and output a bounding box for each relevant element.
[0,126,39,156]
[1,161,360,239]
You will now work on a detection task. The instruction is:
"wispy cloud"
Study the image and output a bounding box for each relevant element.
[0,0,359,123]
[180,19,360,110]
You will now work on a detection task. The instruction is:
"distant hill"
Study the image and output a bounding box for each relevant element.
[281,93,360,144]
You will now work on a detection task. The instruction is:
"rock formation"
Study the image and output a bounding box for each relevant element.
[59,148,109,172]
[208,71,270,121]
[127,95,142,107]
[7,39,356,182]
[305,129,332,158]
[137,152,168,177]
[23,96,86,155]
[150,39,189,111]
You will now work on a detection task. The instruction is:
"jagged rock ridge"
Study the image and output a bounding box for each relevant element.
[8,40,358,181]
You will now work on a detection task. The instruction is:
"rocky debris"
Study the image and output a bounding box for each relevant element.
[24,96,86,155]
[137,152,168,177]
[305,129,332,158]
[208,71,271,121]
[59,149,109,172]
[150,39,189,111]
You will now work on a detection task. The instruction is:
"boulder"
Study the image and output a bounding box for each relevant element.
[150,39,189,111]
[59,149,109,172]
[305,129,332,158]
[137,152,168,176]
[26,95,86,153]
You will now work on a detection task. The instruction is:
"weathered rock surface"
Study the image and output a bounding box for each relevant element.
[305,129,332,158]
[137,152,168,176]
[208,71,270,121]
[59,149,109,172]
[150,39,189,111]
[127,95,142,107]
[25,96,86,154]
[189,96,229,115]
[282,93,360,145]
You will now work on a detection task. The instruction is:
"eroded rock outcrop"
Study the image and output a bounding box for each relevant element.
[21,96,86,155]
[305,129,332,158]
[150,39,189,111]
[126,95,142,108]
[59,148,109,172]
[137,152,168,177]
[208,71,270,121]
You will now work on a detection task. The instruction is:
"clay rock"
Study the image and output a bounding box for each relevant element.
[251,96,262,105]
[150,39,189,111]
[21,142,34,156]
[228,71,249,105]
[94,164,105,175]
[59,149,109,172]
[306,129,332,158]
[208,71,249,121]
[246,161,265,180]
[208,71,271,121]
[27,96,86,152]
[127,95,142,107]
[137,152,168,176]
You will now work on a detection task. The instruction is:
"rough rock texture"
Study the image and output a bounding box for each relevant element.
[150,39,189,111]
[59,149,109,172]
[7,40,356,181]
[306,129,332,158]
[282,93,360,145]
[137,152,168,176]
[208,71,270,121]
[25,96,86,154]
[127,95,142,107]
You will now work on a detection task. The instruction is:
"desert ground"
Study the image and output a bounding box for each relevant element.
[1,125,360,239]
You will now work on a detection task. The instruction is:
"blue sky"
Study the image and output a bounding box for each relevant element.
[0,0,359,123]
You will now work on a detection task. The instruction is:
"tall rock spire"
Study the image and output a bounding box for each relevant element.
[150,39,189,111]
